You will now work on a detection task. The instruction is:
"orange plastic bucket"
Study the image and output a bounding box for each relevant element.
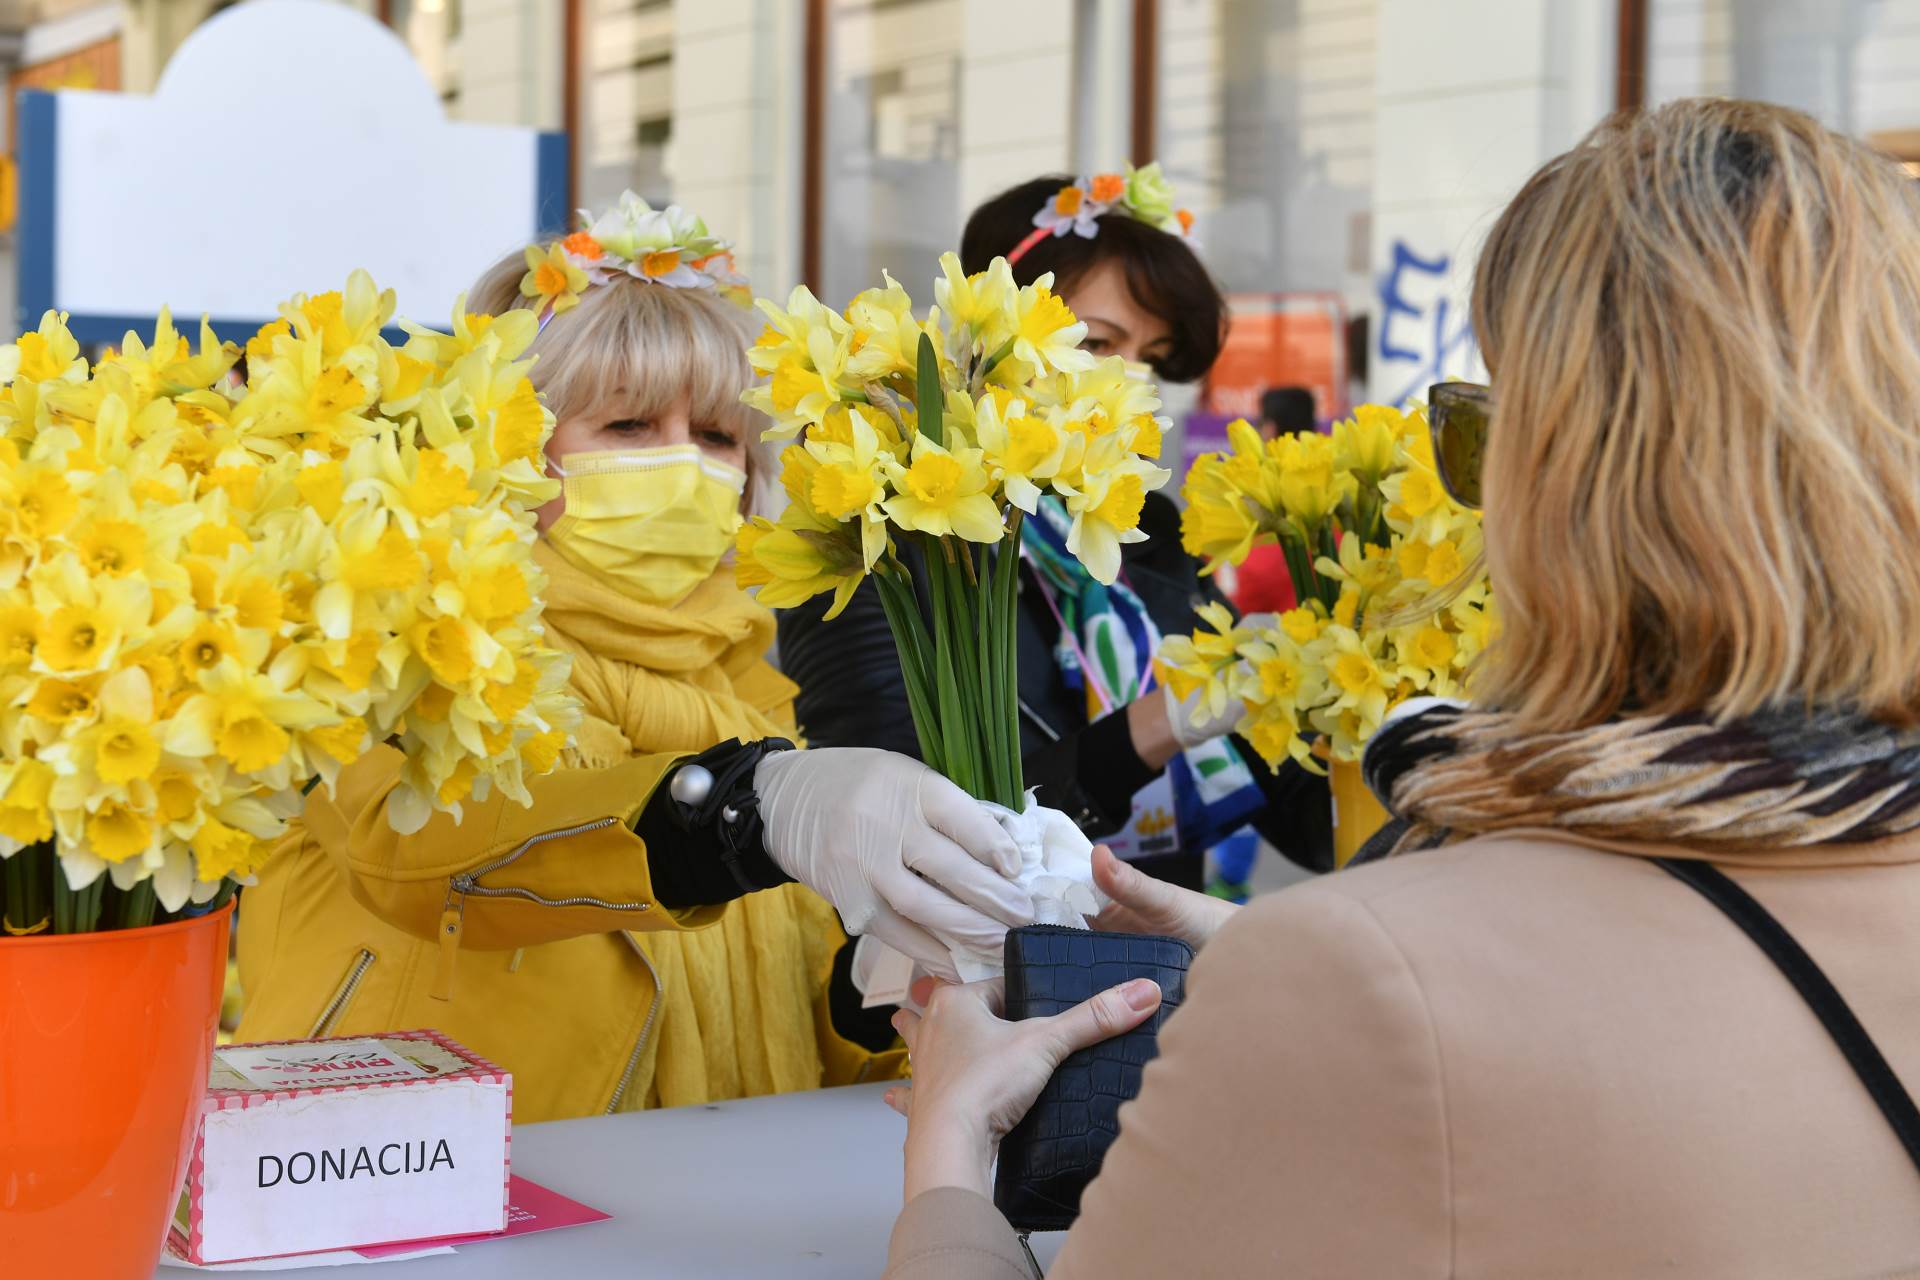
[1330,757,1390,867]
[0,902,232,1279]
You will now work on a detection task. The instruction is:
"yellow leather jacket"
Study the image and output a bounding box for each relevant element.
[236,744,902,1121]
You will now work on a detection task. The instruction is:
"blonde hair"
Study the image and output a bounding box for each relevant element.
[468,252,774,510]
[1469,98,1920,731]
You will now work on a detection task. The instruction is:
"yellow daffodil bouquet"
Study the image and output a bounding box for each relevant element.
[737,252,1171,809]
[0,271,577,936]
[1160,405,1496,772]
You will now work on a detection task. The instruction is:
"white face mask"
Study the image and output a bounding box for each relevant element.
[544,445,746,607]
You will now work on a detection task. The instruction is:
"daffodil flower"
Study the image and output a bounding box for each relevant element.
[520,243,590,315]
[845,272,938,384]
[804,406,894,569]
[934,252,1016,342]
[883,437,1006,543]
[1010,280,1095,376]
[1058,432,1169,583]
[0,275,582,908]
[1314,623,1390,720]
[735,510,868,619]
[973,393,1072,514]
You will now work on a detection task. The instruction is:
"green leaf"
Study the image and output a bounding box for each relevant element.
[915,331,943,446]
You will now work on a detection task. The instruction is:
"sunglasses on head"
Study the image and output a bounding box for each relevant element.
[1427,381,1490,509]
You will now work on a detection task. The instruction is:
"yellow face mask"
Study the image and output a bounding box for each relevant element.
[545,445,747,607]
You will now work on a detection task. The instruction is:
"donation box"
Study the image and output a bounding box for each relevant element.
[170,1029,511,1265]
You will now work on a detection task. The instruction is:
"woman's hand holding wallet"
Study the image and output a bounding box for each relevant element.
[884,844,1239,1205]
[886,972,1163,1202]
[1090,844,1239,951]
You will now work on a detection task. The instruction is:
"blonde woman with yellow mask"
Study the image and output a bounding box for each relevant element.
[237,196,1032,1121]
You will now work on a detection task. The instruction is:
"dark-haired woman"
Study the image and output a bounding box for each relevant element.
[779,169,1331,894]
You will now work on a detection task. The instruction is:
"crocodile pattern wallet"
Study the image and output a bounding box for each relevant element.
[992,925,1194,1232]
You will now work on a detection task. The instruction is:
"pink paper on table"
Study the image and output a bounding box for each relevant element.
[354,1176,609,1259]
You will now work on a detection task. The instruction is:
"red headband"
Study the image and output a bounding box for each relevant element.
[1005,225,1055,268]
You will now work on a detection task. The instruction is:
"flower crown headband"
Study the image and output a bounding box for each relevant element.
[518,190,751,326]
[1007,161,1196,266]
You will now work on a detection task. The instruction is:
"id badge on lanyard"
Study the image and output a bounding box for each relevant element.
[1102,773,1181,864]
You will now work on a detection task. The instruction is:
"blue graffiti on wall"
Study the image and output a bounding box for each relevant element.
[1376,239,1478,405]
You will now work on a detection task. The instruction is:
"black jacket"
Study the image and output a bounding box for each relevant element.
[777,493,1334,881]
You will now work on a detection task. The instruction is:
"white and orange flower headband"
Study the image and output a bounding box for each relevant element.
[1008,162,1196,265]
[519,190,751,325]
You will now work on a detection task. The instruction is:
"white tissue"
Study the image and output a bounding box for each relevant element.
[978,794,1106,932]
[854,793,1107,1005]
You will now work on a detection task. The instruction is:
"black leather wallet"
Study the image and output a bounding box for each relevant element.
[992,925,1194,1233]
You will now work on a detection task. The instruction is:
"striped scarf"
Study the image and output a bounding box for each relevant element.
[1359,702,1920,860]
[1021,496,1160,713]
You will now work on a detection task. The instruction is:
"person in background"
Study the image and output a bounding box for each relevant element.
[779,170,1333,893]
[237,199,1032,1122]
[883,99,1920,1276]
[1259,386,1318,440]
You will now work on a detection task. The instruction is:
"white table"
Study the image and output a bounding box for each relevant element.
[158,1083,1064,1278]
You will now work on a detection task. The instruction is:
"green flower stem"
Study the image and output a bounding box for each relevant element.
[206,879,237,914]
[2,844,42,934]
[52,864,73,935]
[1279,535,1316,614]
[976,539,1007,806]
[941,547,995,802]
[28,843,48,931]
[924,549,977,798]
[976,337,1017,387]
[1317,522,1340,594]
[874,568,945,773]
[997,511,1026,803]
[953,536,979,588]
[119,878,158,930]
[82,875,105,932]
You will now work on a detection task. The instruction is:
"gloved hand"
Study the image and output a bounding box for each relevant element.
[755,748,1034,980]
[1162,612,1273,750]
[1163,676,1245,750]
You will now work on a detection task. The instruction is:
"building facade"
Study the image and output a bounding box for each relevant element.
[3,0,1918,400]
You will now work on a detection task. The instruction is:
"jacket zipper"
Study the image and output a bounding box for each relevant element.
[309,948,376,1038]
[605,933,664,1114]
[432,817,653,1001]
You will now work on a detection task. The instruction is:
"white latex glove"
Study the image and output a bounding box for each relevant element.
[1163,611,1274,750]
[1163,677,1244,750]
[755,749,1034,981]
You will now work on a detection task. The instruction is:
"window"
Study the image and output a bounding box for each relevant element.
[816,0,965,305]
[580,0,676,210]
[1154,0,1376,415]
[1645,0,1920,160]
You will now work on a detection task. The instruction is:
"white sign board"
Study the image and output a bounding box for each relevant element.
[17,0,566,344]
[173,1030,512,1266]
[195,1077,508,1264]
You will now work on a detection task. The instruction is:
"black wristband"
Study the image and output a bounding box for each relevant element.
[639,738,796,907]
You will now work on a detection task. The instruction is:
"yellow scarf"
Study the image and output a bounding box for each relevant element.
[533,543,840,1109]
[535,541,798,759]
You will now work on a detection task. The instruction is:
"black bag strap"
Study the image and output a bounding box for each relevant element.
[1655,857,1920,1178]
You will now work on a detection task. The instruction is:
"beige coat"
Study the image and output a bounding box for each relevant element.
[886,832,1920,1278]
